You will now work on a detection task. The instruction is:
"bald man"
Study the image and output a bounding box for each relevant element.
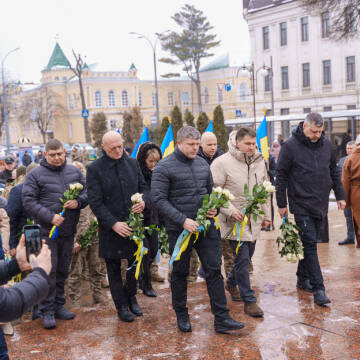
[198,132,223,165]
[87,131,149,323]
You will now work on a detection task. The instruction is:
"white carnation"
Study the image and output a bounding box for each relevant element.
[131,193,143,204]
[286,253,292,261]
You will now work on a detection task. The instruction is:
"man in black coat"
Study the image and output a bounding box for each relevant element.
[276,113,346,306]
[87,131,149,323]
[151,126,244,334]
[22,139,87,329]
[22,151,32,167]
[0,157,15,185]
[197,132,223,165]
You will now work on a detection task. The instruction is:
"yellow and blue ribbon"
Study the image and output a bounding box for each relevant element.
[128,236,148,280]
[49,210,65,240]
[169,225,204,269]
[233,215,248,254]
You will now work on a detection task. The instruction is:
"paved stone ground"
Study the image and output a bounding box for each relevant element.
[6,206,360,360]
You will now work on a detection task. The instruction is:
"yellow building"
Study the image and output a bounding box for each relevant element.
[5,43,252,145]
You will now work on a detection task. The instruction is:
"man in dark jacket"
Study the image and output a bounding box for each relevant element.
[22,139,87,329]
[87,131,148,323]
[0,157,15,185]
[197,132,223,165]
[22,151,32,167]
[276,113,346,306]
[151,126,244,334]
[0,235,51,359]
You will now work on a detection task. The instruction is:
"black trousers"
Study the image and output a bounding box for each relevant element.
[142,232,159,286]
[168,225,229,321]
[105,255,137,310]
[295,215,325,291]
[39,235,74,314]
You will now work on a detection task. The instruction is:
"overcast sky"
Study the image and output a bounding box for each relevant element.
[0,0,250,83]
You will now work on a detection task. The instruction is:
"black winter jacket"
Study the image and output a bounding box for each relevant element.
[87,152,149,259]
[197,146,223,165]
[276,122,345,218]
[22,154,32,167]
[0,169,13,184]
[151,146,214,232]
[0,259,49,322]
[22,158,87,237]
[6,183,30,249]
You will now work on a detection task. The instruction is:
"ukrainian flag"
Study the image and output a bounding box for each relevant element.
[131,127,149,158]
[160,123,175,157]
[205,121,213,133]
[256,116,269,160]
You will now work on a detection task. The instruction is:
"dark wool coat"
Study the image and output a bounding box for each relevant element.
[197,146,223,165]
[276,122,345,219]
[22,158,87,237]
[87,152,149,259]
[151,146,214,233]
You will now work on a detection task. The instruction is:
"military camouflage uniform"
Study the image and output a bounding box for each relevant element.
[71,149,83,163]
[68,205,103,304]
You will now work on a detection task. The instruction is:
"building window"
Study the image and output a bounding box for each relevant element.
[303,107,311,114]
[108,90,116,107]
[168,92,174,106]
[302,63,310,88]
[264,74,272,92]
[73,94,77,109]
[68,123,73,138]
[95,91,102,107]
[323,60,331,85]
[110,119,117,130]
[62,76,67,81]
[55,76,59,81]
[138,92,142,106]
[346,56,356,82]
[324,106,332,112]
[67,95,72,109]
[281,66,289,90]
[152,92,156,106]
[280,22,287,46]
[263,26,269,50]
[121,90,128,107]
[301,17,309,41]
[238,82,248,101]
[217,88,223,103]
[204,87,209,105]
[321,12,330,38]
[345,7,356,33]
[280,108,289,115]
[182,92,189,106]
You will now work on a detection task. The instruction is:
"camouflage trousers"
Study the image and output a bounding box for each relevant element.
[68,242,103,303]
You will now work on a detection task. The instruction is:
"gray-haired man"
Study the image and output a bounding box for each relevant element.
[276,113,345,306]
[151,126,244,334]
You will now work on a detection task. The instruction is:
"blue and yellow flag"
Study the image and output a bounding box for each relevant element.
[256,116,269,160]
[131,127,149,158]
[205,121,213,133]
[160,123,175,157]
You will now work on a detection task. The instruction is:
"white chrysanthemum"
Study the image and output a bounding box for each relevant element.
[131,193,143,204]
[286,253,292,261]
[228,192,235,201]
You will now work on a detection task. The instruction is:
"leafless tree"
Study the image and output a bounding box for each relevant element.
[69,50,91,143]
[302,0,359,40]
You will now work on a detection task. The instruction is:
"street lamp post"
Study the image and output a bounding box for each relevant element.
[236,62,271,130]
[130,32,160,125]
[1,47,20,154]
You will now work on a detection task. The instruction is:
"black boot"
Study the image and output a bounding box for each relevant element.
[143,285,157,297]
[176,312,192,332]
[296,279,313,293]
[214,317,245,334]
[128,296,143,316]
[338,238,355,245]
[314,290,331,306]
[118,305,134,322]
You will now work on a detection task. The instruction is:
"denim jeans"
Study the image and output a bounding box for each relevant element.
[227,240,257,303]
[344,208,355,241]
[0,327,9,360]
[168,225,230,321]
[295,214,325,291]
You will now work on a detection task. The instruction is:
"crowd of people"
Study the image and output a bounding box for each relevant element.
[0,111,359,358]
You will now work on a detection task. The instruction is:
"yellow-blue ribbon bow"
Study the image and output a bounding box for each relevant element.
[233,215,248,254]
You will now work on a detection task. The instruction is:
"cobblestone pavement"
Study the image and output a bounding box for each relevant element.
[7,207,360,360]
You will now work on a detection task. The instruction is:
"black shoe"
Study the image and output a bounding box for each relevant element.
[118,305,134,322]
[198,266,205,279]
[338,238,355,245]
[176,313,192,332]
[143,286,157,297]
[297,279,313,293]
[314,290,331,306]
[43,312,56,329]
[128,296,143,316]
[215,317,245,334]
[55,307,75,320]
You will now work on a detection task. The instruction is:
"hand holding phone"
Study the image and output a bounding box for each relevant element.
[24,225,42,261]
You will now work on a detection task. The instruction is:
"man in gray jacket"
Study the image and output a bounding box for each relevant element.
[22,139,87,329]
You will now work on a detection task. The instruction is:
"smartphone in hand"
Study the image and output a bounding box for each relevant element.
[24,225,42,261]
